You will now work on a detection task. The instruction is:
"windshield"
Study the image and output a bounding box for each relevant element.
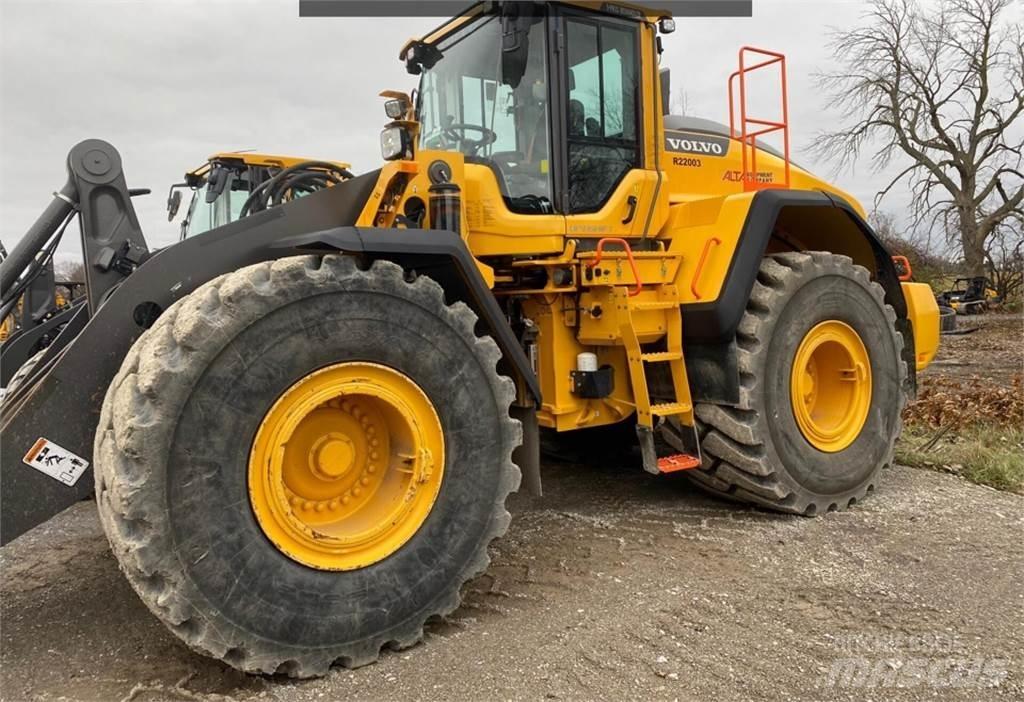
[417,14,552,214]
[182,174,251,238]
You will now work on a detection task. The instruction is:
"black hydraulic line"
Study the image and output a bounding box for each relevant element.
[0,179,77,299]
[1,212,73,308]
[241,161,353,217]
[268,171,344,207]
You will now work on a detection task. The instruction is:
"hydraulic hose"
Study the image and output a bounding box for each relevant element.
[0,179,77,299]
[240,162,353,218]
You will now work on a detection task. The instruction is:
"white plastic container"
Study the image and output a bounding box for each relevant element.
[576,352,598,373]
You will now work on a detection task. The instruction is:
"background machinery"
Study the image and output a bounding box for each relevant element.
[935,276,1000,315]
[0,0,939,677]
[169,152,353,239]
[0,152,350,391]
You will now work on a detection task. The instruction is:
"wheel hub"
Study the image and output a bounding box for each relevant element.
[790,320,872,453]
[249,362,445,571]
[309,433,356,480]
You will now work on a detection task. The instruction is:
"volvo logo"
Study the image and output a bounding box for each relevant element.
[664,131,729,157]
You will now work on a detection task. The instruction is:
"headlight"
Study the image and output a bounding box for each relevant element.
[384,98,408,120]
[380,125,411,161]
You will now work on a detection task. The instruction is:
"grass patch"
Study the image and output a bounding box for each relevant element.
[896,423,1024,494]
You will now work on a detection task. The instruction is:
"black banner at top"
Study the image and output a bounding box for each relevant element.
[299,1,753,18]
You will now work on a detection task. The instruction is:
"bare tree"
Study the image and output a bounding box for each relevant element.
[54,260,85,284]
[870,210,958,286]
[671,87,690,117]
[985,217,1023,303]
[813,0,1024,278]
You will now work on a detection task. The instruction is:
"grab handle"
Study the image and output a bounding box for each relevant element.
[587,237,643,297]
[691,237,722,300]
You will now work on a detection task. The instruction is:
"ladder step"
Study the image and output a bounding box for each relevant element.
[658,453,701,473]
[641,351,682,362]
[630,300,678,311]
[651,402,691,417]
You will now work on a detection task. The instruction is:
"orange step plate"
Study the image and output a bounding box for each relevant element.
[657,453,701,473]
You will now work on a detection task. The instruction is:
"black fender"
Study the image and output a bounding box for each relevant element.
[682,189,916,404]
[271,226,541,406]
[0,177,538,544]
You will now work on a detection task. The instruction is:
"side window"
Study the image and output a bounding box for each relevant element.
[566,19,640,213]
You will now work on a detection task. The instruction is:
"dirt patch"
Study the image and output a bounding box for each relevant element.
[924,313,1022,385]
[3,459,1022,701]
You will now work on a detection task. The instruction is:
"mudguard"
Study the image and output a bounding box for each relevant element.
[681,189,916,405]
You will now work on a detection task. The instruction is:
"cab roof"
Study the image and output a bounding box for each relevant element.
[186,152,351,180]
[401,0,671,59]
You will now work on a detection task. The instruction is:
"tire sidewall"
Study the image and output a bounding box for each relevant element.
[97,257,517,665]
[761,272,902,497]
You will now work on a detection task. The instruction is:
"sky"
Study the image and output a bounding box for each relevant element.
[0,0,918,263]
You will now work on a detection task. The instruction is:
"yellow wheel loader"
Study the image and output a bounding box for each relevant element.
[168,152,353,239]
[0,1,940,677]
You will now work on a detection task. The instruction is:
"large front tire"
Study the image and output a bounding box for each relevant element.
[683,252,906,515]
[94,255,520,677]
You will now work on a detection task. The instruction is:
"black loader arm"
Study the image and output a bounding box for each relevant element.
[0,140,538,544]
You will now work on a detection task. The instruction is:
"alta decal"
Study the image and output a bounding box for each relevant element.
[723,170,774,184]
[664,131,729,157]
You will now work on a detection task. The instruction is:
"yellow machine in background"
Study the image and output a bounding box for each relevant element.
[168,152,353,238]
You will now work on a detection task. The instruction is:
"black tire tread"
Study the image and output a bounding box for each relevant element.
[687,251,906,516]
[94,255,521,677]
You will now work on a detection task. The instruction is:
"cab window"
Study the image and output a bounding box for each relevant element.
[417,15,553,214]
[565,18,640,213]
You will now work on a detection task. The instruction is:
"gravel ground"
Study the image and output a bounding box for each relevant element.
[2,455,1022,702]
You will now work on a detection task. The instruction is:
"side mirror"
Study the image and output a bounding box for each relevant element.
[500,3,536,88]
[205,165,229,203]
[403,41,443,75]
[167,187,183,222]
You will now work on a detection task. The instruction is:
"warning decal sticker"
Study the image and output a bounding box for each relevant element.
[22,437,90,486]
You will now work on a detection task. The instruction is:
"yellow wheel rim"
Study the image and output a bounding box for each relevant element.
[248,362,444,571]
[790,321,872,453]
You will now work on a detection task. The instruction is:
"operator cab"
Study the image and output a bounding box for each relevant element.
[406,2,651,220]
[171,159,253,239]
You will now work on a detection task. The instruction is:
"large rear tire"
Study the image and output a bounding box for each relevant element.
[681,252,906,515]
[94,255,521,677]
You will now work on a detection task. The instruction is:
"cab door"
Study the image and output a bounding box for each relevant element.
[555,9,661,239]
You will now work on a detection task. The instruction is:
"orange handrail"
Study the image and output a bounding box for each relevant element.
[586,238,643,297]
[691,237,722,300]
[728,46,790,191]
